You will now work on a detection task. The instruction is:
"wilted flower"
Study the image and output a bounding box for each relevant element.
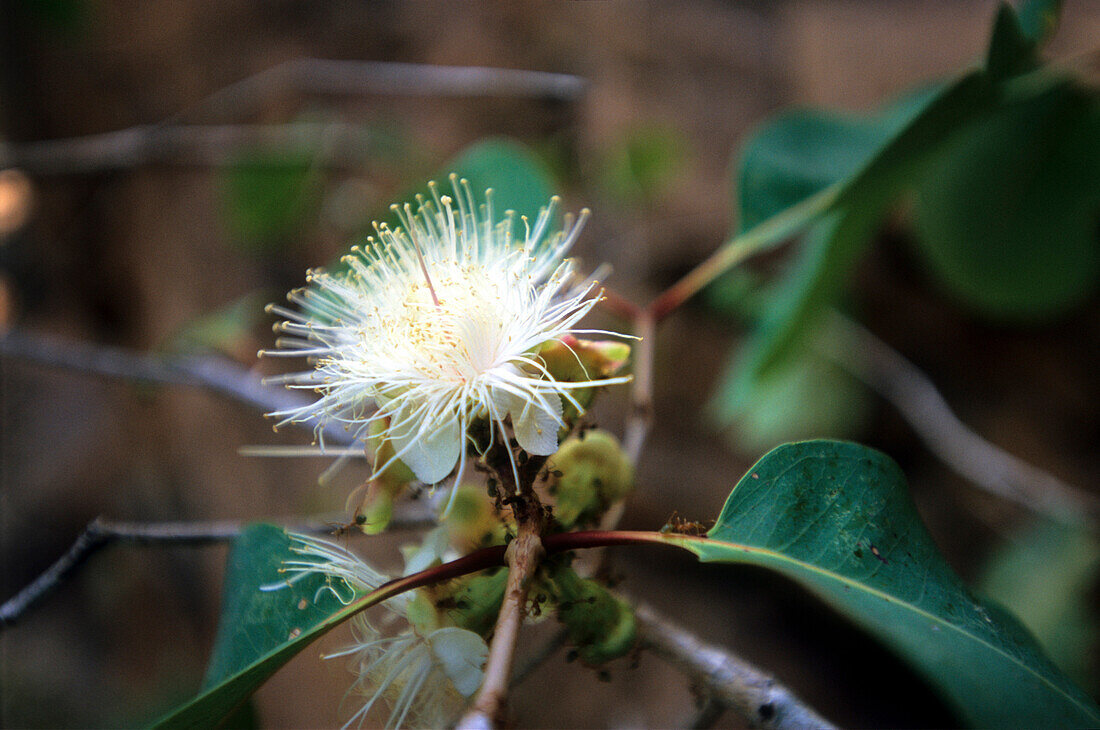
[263,178,629,500]
[272,533,488,729]
[265,532,391,604]
[330,619,487,729]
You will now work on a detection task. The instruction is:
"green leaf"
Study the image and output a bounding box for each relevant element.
[199,524,345,689]
[733,82,943,235]
[711,340,869,452]
[401,137,555,225]
[740,205,882,381]
[1016,0,1063,47]
[153,525,385,729]
[720,75,987,387]
[712,2,1089,438]
[912,88,1100,321]
[978,520,1100,688]
[736,110,897,233]
[154,529,506,729]
[663,441,1100,728]
[986,4,1038,80]
[710,82,957,439]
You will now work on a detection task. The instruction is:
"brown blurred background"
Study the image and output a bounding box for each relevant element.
[2,1,1099,727]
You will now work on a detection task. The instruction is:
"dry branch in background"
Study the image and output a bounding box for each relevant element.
[0,509,436,629]
[818,311,1100,528]
[0,60,586,174]
[635,603,838,730]
[0,329,353,445]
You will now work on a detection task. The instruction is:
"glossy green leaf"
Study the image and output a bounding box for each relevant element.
[912,89,1100,320]
[153,526,386,729]
[662,441,1100,728]
[199,524,345,689]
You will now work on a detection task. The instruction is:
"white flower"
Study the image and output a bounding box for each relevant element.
[263,177,629,498]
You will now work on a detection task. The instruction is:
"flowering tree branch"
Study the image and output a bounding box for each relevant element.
[459,450,550,729]
[458,515,546,729]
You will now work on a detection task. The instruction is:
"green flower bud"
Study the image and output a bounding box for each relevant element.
[359,484,394,536]
[353,418,418,535]
[405,589,442,635]
[549,565,636,665]
[367,418,417,487]
[547,429,635,527]
[538,336,632,418]
[419,568,508,639]
[444,485,509,553]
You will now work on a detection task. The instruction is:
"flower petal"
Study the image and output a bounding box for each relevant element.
[387,414,462,485]
[428,627,489,698]
[510,391,563,456]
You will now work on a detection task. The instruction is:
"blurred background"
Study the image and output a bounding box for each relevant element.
[2,1,1099,727]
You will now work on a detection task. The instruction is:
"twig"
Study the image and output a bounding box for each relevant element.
[193,59,587,121]
[0,509,436,629]
[687,696,727,730]
[1,60,586,175]
[635,603,838,730]
[648,187,837,322]
[458,452,549,729]
[817,312,1100,527]
[0,330,354,445]
[1,122,377,175]
[457,517,545,730]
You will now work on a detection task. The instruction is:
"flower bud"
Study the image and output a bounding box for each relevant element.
[443,485,509,553]
[549,565,636,665]
[546,429,634,527]
[367,418,417,487]
[538,336,632,417]
[356,418,417,535]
